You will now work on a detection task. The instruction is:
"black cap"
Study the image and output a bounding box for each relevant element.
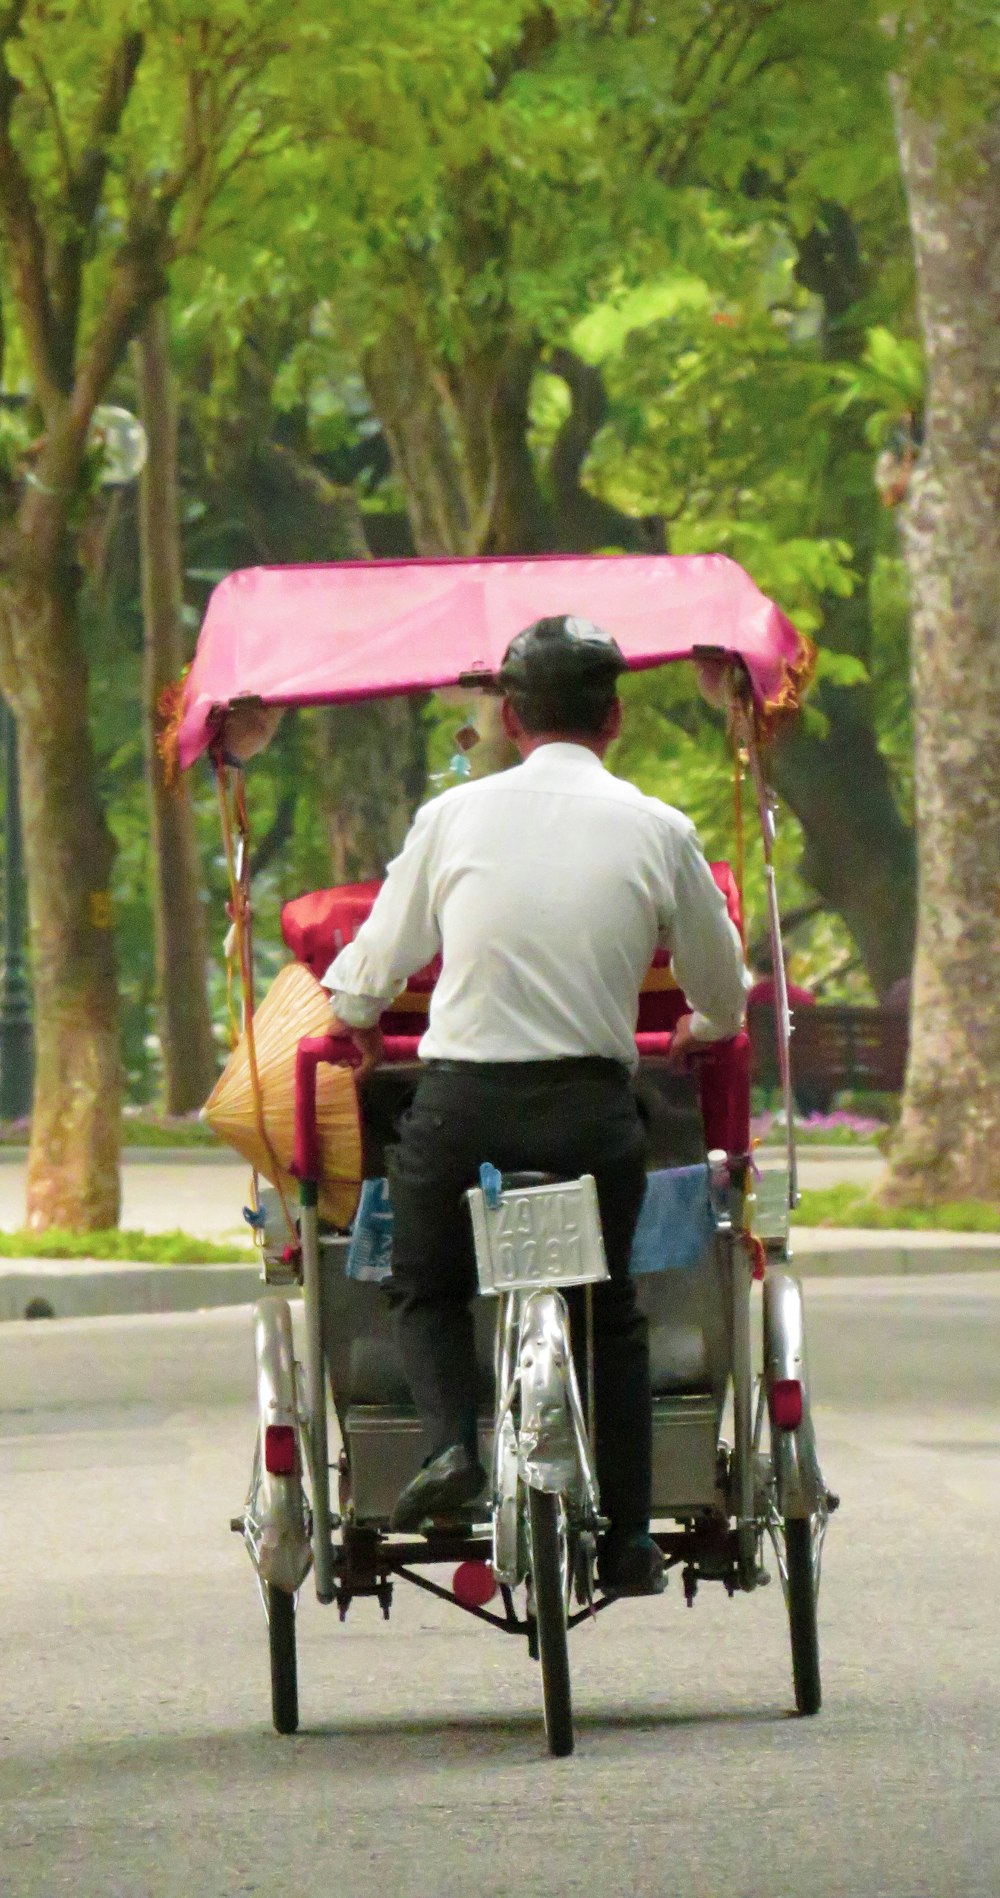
[497,615,627,693]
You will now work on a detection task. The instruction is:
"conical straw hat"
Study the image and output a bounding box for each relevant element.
[203,961,363,1228]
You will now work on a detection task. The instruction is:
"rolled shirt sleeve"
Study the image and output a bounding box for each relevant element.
[661,826,750,1042]
[323,802,441,1027]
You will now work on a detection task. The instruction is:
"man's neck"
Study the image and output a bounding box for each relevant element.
[515,732,609,761]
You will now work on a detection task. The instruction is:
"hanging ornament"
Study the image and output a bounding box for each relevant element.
[430,720,479,787]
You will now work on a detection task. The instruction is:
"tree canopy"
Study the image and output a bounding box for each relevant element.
[6,0,993,1214]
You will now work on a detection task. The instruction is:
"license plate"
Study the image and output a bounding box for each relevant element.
[466,1175,609,1295]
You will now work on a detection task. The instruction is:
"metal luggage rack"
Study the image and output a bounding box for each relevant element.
[750,1164,793,1254]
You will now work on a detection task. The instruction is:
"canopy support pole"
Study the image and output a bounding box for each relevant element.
[734,707,799,1209]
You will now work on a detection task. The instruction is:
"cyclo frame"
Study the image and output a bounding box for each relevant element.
[466,1171,607,1585]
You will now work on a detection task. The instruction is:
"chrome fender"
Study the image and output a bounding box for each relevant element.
[762,1271,825,1521]
[253,1296,313,1593]
[492,1412,522,1585]
[516,1290,577,1493]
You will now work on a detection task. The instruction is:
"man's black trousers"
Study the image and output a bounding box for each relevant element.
[385,1058,652,1532]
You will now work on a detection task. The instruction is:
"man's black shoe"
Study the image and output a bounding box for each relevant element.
[598,1529,666,1598]
[390,1445,486,1533]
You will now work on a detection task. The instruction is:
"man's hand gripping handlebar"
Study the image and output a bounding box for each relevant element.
[292,1014,715,1181]
[292,1029,410,1184]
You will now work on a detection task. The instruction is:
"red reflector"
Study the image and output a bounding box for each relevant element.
[452,1560,498,1609]
[264,1423,298,1476]
[770,1378,803,1431]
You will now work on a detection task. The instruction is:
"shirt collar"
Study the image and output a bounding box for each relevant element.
[518,741,607,774]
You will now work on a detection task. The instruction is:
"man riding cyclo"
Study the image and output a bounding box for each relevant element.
[323,615,750,1596]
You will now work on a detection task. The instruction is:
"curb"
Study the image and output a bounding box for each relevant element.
[791,1228,1000,1278]
[0,1258,265,1323]
[1,1228,999,1321]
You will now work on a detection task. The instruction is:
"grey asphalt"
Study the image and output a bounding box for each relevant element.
[1,1279,998,1897]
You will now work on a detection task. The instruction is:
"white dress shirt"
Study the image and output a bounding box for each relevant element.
[323,742,749,1069]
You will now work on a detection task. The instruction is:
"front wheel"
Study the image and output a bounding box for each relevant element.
[528,1488,573,1757]
[267,1584,299,1734]
[784,1517,821,1715]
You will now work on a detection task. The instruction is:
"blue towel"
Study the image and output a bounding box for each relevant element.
[629,1165,717,1275]
[345,1165,717,1283]
[345,1177,394,1282]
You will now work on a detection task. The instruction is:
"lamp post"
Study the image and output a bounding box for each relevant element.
[0,697,33,1122]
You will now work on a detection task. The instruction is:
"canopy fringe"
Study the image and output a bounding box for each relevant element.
[757,631,817,740]
[156,672,188,788]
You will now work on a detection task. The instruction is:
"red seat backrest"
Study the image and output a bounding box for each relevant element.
[282,880,441,989]
[282,861,742,1026]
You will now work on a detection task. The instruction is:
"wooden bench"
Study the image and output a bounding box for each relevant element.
[748,1003,909,1109]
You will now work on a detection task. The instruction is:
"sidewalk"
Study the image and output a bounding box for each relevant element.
[2,1227,998,1322]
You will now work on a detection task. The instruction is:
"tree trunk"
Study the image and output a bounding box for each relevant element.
[136,302,217,1114]
[0,549,121,1230]
[364,335,479,556]
[314,700,428,883]
[883,100,1000,1202]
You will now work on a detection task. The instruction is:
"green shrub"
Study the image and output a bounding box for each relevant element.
[0,1228,253,1263]
[795,1186,1000,1232]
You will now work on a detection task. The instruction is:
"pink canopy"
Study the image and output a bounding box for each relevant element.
[174,552,812,769]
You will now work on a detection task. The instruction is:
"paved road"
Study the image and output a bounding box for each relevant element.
[1,1279,997,1898]
[0,1147,885,1241]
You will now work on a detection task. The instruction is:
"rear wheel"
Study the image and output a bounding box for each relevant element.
[784,1517,821,1715]
[267,1584,299,1734]
[528,1488,573,1757]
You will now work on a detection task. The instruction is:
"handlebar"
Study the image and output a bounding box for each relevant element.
[635,1033,674,1059]
[293,1026,744,1181]
[292,1032,417,1181]
[293,1035,342,1184]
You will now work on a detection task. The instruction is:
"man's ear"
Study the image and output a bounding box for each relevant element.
[500,696,522,742]
[603,697,623,744]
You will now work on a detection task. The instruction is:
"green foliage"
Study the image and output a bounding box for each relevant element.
[0,1227,252,1261]
[0,402,33,476]
[0,1112,221,1148]
[118,1114,221,1148]
[795,1185,1000,1231]
[888,2,1000,138]
[834,327,925,448]
[3,0,928,1093]
[756,1123,888,1148]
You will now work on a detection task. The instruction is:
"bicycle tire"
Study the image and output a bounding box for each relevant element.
[528,1487,573,1757]
[784,1517,821,1716]
[267,1584,299,1734]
